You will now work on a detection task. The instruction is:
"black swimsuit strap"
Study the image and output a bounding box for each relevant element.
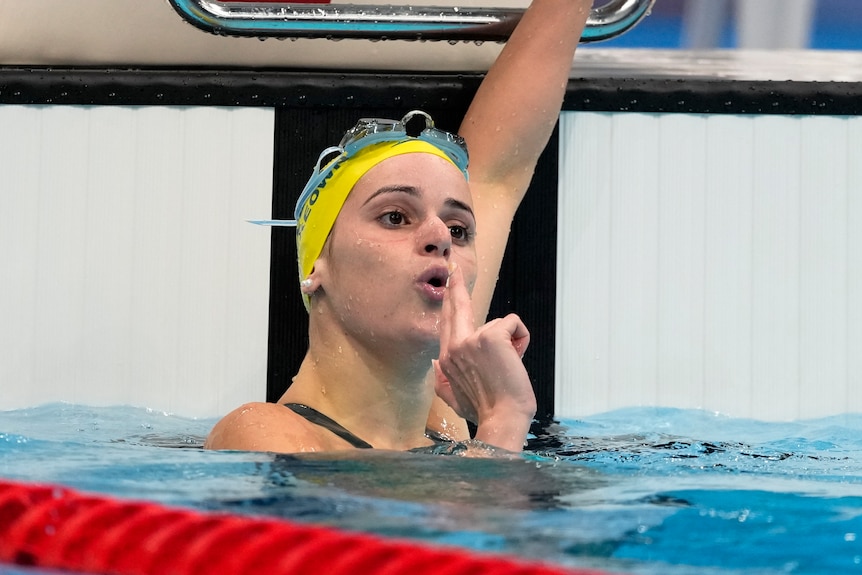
[424,429,452,444]
[284,403,453,449]
[284,403,373,449]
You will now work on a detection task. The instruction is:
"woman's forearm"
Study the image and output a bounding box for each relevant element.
[460,0,592,188]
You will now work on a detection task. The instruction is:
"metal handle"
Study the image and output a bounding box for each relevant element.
[166,0,655,42]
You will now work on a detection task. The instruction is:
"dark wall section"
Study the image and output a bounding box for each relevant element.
[487,127,559,419]
[0,68,481,108]
[565,78,862,115]
[3,68,862,114]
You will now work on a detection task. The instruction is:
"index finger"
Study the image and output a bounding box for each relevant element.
[441,262,475,349]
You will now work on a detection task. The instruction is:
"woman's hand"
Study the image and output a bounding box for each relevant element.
[433,263,537,451]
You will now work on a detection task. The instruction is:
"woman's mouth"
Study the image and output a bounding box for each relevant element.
[416,266,449,302]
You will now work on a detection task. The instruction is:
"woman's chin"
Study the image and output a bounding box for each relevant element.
[396,320,441,353]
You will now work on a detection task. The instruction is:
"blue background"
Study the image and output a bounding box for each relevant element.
[601,0,862,50]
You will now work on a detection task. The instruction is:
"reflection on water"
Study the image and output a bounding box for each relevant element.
[2,404,862,575]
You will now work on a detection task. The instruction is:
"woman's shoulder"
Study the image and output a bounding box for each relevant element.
[203,401,326,453]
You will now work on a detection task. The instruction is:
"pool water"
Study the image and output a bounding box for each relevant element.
[2,404,861,574]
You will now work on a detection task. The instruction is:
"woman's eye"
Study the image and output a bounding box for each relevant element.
[449,225,470,241]
[383,211,405,226]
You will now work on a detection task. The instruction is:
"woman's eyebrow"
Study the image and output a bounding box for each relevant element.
[362,185,419,206]
[445,198,475,219]
[363,185,475,218]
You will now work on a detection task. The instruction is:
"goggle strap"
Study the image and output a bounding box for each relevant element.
[315,146,345,172]
[248,219,297,227]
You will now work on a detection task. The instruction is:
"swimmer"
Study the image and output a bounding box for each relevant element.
[205,0,592,454]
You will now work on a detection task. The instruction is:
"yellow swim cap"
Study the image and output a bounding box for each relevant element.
[296,139,464,311]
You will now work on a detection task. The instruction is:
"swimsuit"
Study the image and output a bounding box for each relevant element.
[284,403,373,448]
[284,403,451,449]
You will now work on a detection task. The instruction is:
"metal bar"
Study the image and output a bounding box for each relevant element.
[166,0,655,42]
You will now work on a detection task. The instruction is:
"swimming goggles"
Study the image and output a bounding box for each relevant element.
[249,110,469,227]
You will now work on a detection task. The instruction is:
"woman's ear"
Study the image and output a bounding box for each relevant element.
[300,259,328,295]
[299,277,315,294]
[300,269,322,295]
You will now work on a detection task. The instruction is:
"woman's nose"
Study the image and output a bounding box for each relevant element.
[421,218,451,257]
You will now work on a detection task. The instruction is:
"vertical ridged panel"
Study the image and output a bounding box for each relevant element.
[0,107,47,402]
[607,114,661,410]
[702,115,755,415]
[556,112,612,416]
[0,106,274,417]
[750,116,802,415]
[655,114,707,409]
[849,118,862,412]
[798,116,850,416]
[557,111,861,420]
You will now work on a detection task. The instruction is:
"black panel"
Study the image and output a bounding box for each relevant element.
[3,67,862,115]
[564,77,862,115]
[487,128,559,419]
[0,67,482,109]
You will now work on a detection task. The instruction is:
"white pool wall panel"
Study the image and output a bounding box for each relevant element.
[556,111,862,421]
[0,105,274,418]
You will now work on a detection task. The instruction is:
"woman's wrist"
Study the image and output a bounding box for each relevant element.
[473,407,535,452]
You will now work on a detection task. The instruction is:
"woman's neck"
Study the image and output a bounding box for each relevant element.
[282,325,436,450]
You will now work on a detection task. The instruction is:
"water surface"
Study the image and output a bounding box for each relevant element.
[2,404,861,574]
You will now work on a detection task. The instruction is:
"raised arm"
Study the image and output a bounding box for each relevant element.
[427,0,590,440]
[460,0,592,323]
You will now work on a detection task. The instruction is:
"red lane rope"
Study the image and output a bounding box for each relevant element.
[0,479,620,575]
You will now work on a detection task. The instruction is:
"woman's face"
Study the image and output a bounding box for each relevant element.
[315,152,477,351]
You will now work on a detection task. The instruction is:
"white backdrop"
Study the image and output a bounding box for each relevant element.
[556,111,862,420]
[0,105,274,417]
